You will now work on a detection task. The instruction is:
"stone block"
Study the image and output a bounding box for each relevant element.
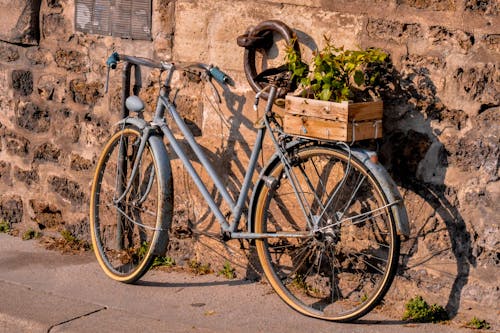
[47,0,63,9]
[55,49,90,72]
[464,0,499,15]
[0,161,12,186]
[48,176,86,205]
[366,18,423,44]
[16,101,50,133]
[30,200,64,229]
[0,42,19,62]
[446,108,499,180]
[0,0,41,45]
[42,13,70,40]
[11,70,33,96]
[453,63,499,105]
[0,194,23,225]
[69,79,103,106]
[14,166,39,186]
[78,112,111,146]
[25,47,49,65]
[481,34,500,53]
[37,75,66,102]
[429,26,474,53]
[397,0,456,10]
[2,131,29,156]
[33,143,61,163]
[70,154,93,171]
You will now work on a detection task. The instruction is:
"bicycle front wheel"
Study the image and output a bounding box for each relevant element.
[90,126,168,283]
[254,144,399,322]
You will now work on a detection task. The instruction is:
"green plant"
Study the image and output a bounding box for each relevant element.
[290,275,320,295]
[286,37,388,102]
[188,259,213,275]
[218,261,236,279]
[0,220,9,233]
[59,229,90,251]
[22,228,42,240]
[136,241,149,259]
[152,256,176,268]
[465,317,491,330]
[60,229,77,243]
[402,295,449,323]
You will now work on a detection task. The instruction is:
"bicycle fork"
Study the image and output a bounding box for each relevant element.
[113,126,154,205]
[113,126,158,248]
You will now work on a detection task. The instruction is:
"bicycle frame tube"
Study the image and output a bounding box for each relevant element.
[154,94,265,233]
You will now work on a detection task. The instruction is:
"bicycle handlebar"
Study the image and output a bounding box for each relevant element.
[106,52,232,86]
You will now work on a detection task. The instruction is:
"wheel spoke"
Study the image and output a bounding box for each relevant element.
[90,127,165,283]
[255,145,399,321]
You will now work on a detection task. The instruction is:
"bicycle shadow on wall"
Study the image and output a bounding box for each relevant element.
[165,76,260,269]
[164,30,475,321]
[165,29,322,279]
[376,59,477,319]
[276,30,476,320]
[168,33,319,277]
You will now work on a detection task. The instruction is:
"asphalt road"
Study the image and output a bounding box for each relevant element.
[0,233,477,333]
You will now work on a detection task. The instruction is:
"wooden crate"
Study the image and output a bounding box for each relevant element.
[283,95,383,142]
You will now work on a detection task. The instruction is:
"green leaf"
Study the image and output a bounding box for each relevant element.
[354,70,365,86]
[319,88,332,101]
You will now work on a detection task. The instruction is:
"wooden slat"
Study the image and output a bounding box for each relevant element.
[346,120,383,141]
[348,100,383,121]
[284,114,383,142]
[285,96,349,122]
[285,95,383,122]
[284,114,349,141]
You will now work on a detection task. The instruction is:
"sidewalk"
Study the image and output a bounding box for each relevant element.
[0,233,476,333]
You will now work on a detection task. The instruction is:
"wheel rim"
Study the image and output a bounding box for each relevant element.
[255,146,398,321]
[90,128,161,281]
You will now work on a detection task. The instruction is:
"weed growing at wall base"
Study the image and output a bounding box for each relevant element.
[465,317,491,330]
[152,256,176,268]
[22,228,42,240]
[0,220,9,233]
[402,295,449,323]
[218,261,236,279]
[188,259,213,275]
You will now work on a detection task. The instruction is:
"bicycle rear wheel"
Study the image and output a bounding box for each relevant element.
[254,144,399,322]
[90,126,168,283]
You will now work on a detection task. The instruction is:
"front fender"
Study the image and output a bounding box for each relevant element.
[114,117,173,254]
[114,117,148,130]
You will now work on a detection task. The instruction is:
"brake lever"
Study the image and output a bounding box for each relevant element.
[105,66,111,93]
[204,73,222,103]
[105,52,119,94]
[209,79,222,103]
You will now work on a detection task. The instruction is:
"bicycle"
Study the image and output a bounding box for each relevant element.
[89,51,410,322]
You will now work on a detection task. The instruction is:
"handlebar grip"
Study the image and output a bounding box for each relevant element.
[106,52,120,69]
[209,66,233,86]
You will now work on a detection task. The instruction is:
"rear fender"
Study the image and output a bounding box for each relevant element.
[350,148,410,238]
[248,141,410,238]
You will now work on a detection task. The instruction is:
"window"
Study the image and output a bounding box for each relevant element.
[75,0,152,40]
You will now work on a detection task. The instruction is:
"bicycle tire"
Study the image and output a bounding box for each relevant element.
[253,144,400,321]
[90,126,172,283]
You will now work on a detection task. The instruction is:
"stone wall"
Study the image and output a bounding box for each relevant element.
[0,0,498,325]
